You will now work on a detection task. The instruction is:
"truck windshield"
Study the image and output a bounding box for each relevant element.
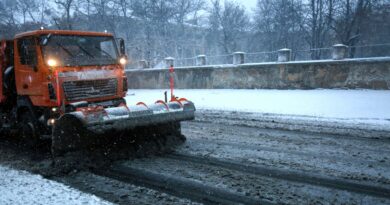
[40,35,118,67]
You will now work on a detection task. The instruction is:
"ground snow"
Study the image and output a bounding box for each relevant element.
[0,165,111,205]
[125,89,390,123]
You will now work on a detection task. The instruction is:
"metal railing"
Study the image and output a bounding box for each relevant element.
[127,43,390,69]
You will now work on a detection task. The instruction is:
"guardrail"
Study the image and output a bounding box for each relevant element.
[127,43,390,69]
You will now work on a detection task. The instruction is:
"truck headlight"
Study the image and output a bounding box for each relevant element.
[119,57,127,65]
[47,59,58,67]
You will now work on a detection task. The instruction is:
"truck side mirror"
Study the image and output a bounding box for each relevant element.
[119,38,125,55]
[40,33,52,46]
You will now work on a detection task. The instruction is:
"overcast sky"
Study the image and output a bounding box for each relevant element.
[237,0,258,10]
[208,0,258,13]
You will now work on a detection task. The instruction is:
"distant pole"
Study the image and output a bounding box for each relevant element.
[169,65,175,101]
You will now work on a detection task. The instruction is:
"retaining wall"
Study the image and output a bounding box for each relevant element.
[126,57,390,90]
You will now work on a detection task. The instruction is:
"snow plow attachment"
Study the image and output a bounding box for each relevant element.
[51,99,195,156]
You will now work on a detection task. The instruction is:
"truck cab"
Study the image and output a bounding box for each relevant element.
[1,30,128,139]
[13,30,128,107]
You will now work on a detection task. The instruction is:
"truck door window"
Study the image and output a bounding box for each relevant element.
[17,38,37,66]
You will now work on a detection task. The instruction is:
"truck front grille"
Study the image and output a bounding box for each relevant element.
[62,78,118,101]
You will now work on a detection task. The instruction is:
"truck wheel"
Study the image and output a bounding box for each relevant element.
[19,113,39,148]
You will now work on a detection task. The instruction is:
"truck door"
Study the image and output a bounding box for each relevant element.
[15,37,42,97]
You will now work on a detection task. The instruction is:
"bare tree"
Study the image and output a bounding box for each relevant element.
[54,0,74,30]
[0,0,388,65]
[253,0,305,55]
[173,0,205,30]
[0,0,19,38]
[91,0,118,33]
[331,0,378,57]
[301,0,335,59]
[17,0,38,24]
[38,0,52,26]
[208,0,249,54]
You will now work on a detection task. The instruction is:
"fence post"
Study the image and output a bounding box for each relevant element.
[165,57,175,68]
[278,48,291,62]
[233,52,245,65]
[139,60,148,69]
[196,55,207,66]
[332,44,348,60]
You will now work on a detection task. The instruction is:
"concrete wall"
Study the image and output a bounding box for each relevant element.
[126,57,390,90]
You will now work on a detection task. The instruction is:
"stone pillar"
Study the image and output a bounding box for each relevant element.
[233,52,245,65]
[196,55,207,66]
[139,60,148,69]
[165,57,175,68]
[332,44,348,60]
[278,48,291,62]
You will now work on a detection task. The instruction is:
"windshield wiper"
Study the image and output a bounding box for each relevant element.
[76,43,95,58]
[56,42,74,57]
[94,46,115,60]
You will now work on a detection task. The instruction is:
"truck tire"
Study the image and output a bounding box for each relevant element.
[19,112,39,148]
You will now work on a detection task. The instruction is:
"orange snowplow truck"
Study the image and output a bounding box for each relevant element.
[0,30,195,155]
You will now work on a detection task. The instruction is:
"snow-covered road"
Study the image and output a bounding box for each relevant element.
[1,89,389,205]
[126,89,390,123]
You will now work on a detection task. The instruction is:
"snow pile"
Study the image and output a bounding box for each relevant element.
[125,89,390,123]
[0,165,111,205]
